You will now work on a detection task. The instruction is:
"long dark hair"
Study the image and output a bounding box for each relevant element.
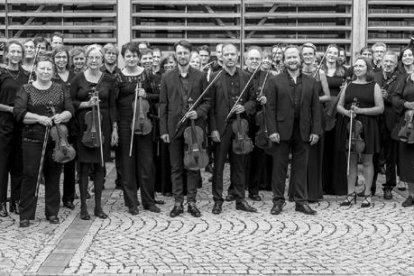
[321,44,346,77]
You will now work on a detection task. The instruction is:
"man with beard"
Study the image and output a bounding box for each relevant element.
[266,45,322,215]
[209,43,263,214]
[373,51,400,199]
[160,40,210,218]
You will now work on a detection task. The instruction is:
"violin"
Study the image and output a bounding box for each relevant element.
[232,98,254,155]
[398,110,414,144]
[255,70,272,149]
[346,98,365,174]
[183,99,209,170]
[47,102,76,163]
[132,80,152,135]
[81,87,104,166]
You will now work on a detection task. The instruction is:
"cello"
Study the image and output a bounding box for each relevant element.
[183,98,209,170]
[81,87,104,166]
[129,78,152,156]
[47,102,76,163]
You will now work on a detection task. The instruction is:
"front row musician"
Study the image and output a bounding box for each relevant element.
[116,42,160,215]
[337,57,384,208]
[70,44,118,221]
[159,40,210,218]
[265,45,322,215]
[209,43,262,214]
[14,56,73,227]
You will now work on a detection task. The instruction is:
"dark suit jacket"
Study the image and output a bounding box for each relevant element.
[209,68,257,135]
[265,70,322,142]
[159,66,210,138]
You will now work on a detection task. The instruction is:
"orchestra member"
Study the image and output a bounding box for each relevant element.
[159,40,209,217]
[70,44,118,220]
[209,43,259,214]
[0,41,28,217]
[337,57,384,207]
[22,39,36,73]
[14,56,73,227]
[51,47,77,210]
[50,32,64,51]
[70,47,87,74]
[266,45,322,215]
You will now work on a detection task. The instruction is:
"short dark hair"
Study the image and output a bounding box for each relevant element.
[51,32,64,42]
[121,42,140,57]
[34,36,49,48]
[197,45,211,55]
[51,46,70,70]
[35,55,54,67]
[282,45,300,61]
[140,48,153,57]
[174,40,192,52]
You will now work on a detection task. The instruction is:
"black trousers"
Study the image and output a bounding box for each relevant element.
[212,125,247,203]
[115,144,122,187]
[78,162,105,211]
[20,140,61,220]
[0,113,22,203]
[248,146,272,195]
[62,136,76,203]
[271,122,309,204]
[119,129,155,209]
[169,137,199,204]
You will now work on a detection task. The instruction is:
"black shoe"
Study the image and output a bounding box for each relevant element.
[80,209,91,220]
[19,219,30,227]
[163,193,173,197]
[402,196,414,207]
[74,193,79,199]
[94,209,108,219]
[86,192,91,199]
[249,194,262,201]
[169,204,184,218]
[235,200,257,212]
[361,196,372,208]
[340,192,357,207]
[128,207,139,215]
[225,194,236,202]
[188,203,201,217]
[144,205,161,213]
[0,202,8,217]
[295,203,317,215]
[208,176,213,182]
[212,202,223,215]
[271,202,284,215]
[9,200,19,214]
[205,164,213,174]
[383,188,393,200]
[47,215,60,224]
[154,199,165,205]
[63,201,75,210]
[115,185,123,190]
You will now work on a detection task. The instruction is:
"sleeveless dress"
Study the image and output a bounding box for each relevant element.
[335,82,381,155]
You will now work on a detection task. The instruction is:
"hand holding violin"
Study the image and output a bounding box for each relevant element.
[87,96,100,107]
[38,115,53,127]
[137,88,147,98]
[257,95,267,105]
[185,110,198,120]
[269,132,280,143]
[234,104,245,114]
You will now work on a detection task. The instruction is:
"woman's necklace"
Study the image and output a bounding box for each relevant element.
[5,66,20,80]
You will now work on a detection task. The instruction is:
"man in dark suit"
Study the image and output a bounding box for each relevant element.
[159,40,210,218]
[265,45,322,215]
[209,43,264,214]
[372,51,400,200]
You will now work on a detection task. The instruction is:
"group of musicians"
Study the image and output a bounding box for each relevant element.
[1,32,414,228]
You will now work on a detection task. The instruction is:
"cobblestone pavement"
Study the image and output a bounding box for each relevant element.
[1,163,414,275]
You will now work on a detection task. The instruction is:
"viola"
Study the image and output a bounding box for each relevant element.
[232,98,254,155]
[132,80,152,135]
[82,87,104,148]
[398,110,414,144]
[47,102,76,163]
[254,70,272,149]
[346,98,365,175]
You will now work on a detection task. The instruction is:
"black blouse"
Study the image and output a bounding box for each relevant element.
[0,67,30,106]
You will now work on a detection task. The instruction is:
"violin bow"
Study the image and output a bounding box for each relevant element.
[346,109,353,176]
[313,49,327,79]
[201,61,214,71]
[225,61,262,122]
[129,81,140,157]
[174,69,223,138]
[94,88,105,167]
[28,44,41,84]
[35,125,50,198]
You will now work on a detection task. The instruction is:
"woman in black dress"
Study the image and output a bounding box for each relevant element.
[392,54,414,207]
[115,42,160,215]
[321,44,349,196]
[336,57,383,207]
[70,44,118,220]
[0,41,28,217]
[14,56,73,227]
[52,47,77,210]
[297,43,330,202]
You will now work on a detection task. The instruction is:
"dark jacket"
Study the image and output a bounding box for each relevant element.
[265,70,322,141]
[159,66,210,138]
